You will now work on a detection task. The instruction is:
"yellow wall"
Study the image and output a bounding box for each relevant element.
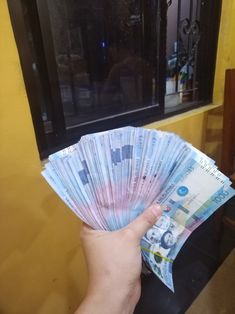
[0,1,87,313]
[213,0,235,104]
[0,0,234,313]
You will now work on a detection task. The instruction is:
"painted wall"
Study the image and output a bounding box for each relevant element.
[0,0,234,313]
[214,0,235,104]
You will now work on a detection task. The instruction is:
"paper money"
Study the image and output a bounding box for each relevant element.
[42,126,235,291]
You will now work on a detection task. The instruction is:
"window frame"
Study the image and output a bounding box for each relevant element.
[8,0,222,159]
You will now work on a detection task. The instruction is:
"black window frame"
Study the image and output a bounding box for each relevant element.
[7,0,222,159]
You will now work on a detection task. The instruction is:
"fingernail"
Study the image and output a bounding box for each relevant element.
[150,204,162,218]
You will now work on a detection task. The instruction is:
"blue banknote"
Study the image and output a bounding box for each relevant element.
[42,126,235,291]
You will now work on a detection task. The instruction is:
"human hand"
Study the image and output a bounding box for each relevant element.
[75,204,162,314]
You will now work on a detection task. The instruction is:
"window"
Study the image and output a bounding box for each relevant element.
[8,0,222,158]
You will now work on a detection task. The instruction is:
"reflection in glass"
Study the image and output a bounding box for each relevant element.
[46,0,157,128]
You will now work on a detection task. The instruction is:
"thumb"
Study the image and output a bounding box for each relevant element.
[127,204,162,240]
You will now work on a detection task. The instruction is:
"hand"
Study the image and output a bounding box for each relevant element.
[75,204,162,314]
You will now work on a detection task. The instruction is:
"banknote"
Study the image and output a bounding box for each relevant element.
[141,215,191,290]
[42,126,235,291]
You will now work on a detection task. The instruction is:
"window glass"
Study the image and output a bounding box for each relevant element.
[46,0,157,128]
[8,0,221,157]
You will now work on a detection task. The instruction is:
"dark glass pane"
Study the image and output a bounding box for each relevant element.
[165,0,200,111]
[45,0,158,128]
[22,1,54,135]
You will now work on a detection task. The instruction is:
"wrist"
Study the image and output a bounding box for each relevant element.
[76,280,138,314]
[93,280,132,311]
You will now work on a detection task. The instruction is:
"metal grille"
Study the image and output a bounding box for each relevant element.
[166,0,202,109]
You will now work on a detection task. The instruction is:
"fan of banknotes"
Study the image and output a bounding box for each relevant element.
[42,126,235,291]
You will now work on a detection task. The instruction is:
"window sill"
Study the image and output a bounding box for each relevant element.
[41,103,222,164]
[144,103,222,129]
